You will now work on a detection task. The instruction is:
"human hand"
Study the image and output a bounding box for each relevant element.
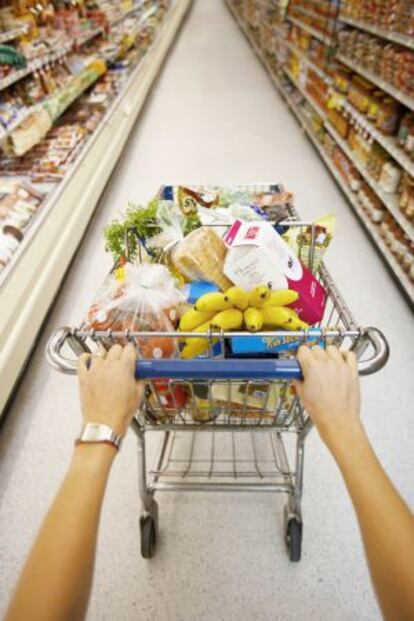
[294,346,363,453]
[77,344,144,438]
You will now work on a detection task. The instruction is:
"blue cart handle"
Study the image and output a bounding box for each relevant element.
[46,327,389,379]
[136,358,302,381]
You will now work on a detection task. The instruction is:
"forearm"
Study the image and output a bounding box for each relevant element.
[329,425,414,621]
[6,444,116,621]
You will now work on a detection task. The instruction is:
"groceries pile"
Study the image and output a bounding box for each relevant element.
[85,185,334,355]
[83,185,335,420]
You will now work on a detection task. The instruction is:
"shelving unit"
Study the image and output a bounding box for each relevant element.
[337,54,414,112]
[340,100,414,178]
[0,45,72,91]
[287,15,332,46]
[226,0,414,308]
[0,0,193,415]
[282,37,330,84]
[323,122,414,241]
[0,24,29,43]
[339,15,414,52]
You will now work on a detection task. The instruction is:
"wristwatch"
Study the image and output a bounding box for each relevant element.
[75,423,122,451]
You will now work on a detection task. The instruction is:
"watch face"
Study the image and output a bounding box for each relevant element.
[86,424,103,441]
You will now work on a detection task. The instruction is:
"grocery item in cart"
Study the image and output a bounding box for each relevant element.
[171,226,233,291]
[283,214,336,272]
[223,220,326,324]
[85,263,183,358]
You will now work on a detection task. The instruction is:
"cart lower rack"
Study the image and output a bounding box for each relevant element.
[46,184,389,562]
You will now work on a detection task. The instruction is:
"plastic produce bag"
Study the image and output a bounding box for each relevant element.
[85,263,184,359]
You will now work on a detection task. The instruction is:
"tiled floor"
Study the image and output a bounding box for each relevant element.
[1,1,413,620]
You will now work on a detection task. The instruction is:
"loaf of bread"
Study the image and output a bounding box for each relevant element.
[172,227,233,291]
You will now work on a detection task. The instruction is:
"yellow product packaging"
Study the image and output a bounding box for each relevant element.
[283,214,336,272]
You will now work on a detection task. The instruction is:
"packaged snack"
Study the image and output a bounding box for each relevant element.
[85,263,183,358]
[223,220,326,324]
[283,214,336,271]
[211,381,294,417]
[171,226,233,291]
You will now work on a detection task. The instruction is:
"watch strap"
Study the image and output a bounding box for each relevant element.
[75,423,122,451]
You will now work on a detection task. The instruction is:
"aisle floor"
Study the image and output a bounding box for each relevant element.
[1,1,413,620]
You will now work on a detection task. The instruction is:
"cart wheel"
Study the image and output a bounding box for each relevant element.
[140,500,158,559]
[285,518,302,563]
[140,515,156,559]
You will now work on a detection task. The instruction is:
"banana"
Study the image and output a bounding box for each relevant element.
[244,307,263,332]
[263,289,299,307]
[210,309,244,331]
[248,284,271,308]
[261,306,293,328]
[262,305,309,330]
[224,286,249,311]
[181,337,209,359]
[284,317,309,331]
[181,320,218,359]
[195,291,233,313]
[179,309,216,332]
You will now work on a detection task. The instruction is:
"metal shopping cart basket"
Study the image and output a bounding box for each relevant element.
[46,184,389,562]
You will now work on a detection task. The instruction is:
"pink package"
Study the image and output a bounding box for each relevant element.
[223,220,326,324]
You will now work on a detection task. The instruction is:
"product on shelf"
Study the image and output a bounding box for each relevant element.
[0,179,45,273]
[0,0,173,281]
[341,0,414,38]
[338,28,414,99]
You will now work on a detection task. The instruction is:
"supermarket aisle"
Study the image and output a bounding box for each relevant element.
[0,1,413,620]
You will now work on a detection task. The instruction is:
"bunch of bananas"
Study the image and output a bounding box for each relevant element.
[179,285,308,359]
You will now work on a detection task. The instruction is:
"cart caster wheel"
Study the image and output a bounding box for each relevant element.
[285,518,302,563]
[140,515,157,559]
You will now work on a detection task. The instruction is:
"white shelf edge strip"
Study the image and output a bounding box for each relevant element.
[339,15,414,52]
[226,0,414,304]
[287,15,332,45]
[337,54,414,113]
[0,24,29,43]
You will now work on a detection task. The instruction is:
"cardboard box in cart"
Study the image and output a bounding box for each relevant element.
[223,220,326,324]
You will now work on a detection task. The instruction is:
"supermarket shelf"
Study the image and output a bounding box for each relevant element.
[284,65,414,238]
[282,56,414,239]
[283,66,327,120]
[0,0,193,416]
[226,0,414,307]
[337,54,414,112]
[324,122,414,241]
[287,15,332,46]
[282,37,331,84]
[0,44,72,92]
[0,24,29,43]
[74,26,105,47]
[109,1,145,27]
[301,124,414,306]
[339,15,414,52]
[340,99,414,178]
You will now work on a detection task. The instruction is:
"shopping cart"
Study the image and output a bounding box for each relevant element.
[46,184,389,562]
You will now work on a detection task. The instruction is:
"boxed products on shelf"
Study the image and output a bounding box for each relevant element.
[338,29,414,99]
[341,0,414,37]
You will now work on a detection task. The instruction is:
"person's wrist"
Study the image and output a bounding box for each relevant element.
[72,442,117,471]
[318,416,367,457]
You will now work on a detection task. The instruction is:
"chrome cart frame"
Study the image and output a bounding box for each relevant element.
[46,184,389,562]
